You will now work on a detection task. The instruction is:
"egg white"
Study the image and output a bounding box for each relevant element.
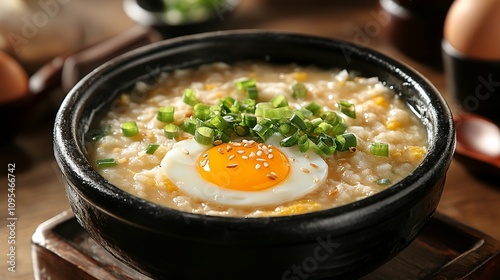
[160,135,328,206]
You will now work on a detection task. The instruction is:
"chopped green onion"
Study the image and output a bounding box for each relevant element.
[194,103,211,121]
[297,134,310,153]
[148,84,359,156]
[280,134,299,147]
[145,144,160,154]
[278,118,296,137]
[293,109,313,120]
[315,122,333,135]
[220,96,235,110]
[306,102,322,116]
[236,79,258,99]
[243,114,257,128]
[339,100,356,118]
[331,121,348,136]
[234,124,249,136]
[289,113,307,131]
[321,111,338,124]
[310,118,324,128]
[96,158,117,167]
[228,101,241,114]
[163,124,179,139]
[370,142,389,157]
[182,88,199,106]
[195,118,209,129]
[271,94,288,108]
[316,135,336,156]
[209,104,223,116]
[246,86,258,100]
[121,121,139,137]
[252,118,274,141]
[303,120,315,134]
[335,133,357,151]
[181,119,196,135]
[255,102,273,117]
[214,129,231,143]
[236,78,256,90]
[157,106,175,123]
[307,141,324,156]
[195,127,214,145]
[210,114,229,130]
[262,107,293,120]
[242,98,256,113]
[223,114,239,124]
[376,178,392,185]
[291,82,307,99]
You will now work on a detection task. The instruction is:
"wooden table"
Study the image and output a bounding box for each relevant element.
[1,1,499,279]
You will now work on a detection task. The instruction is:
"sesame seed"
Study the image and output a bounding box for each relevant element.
[242,156,249,160]
[263,162,269,168]
[256,158,266,162]
[268,154,274,159]
[233,143,242,147]
[218,148,224,154]
[309,163,319,168]
[268,149,273,153]
[226,145,232,152]
[313,176,319,183]
[228,154,235,160]
[200,159,208,167]
[226,163,238,168]
[237,150,245,154]
[249,152,256,158]
[256,150,263,157]
[267,173,277,180]
[182,148,189,155]
[270,171,277,177]
[255,164,261,170]
[300,167,310,173]
[202,153,208,158]
[244,141,256,148]
[214,140,223,146]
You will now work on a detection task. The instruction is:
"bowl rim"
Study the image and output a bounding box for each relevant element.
[54,29,455,238]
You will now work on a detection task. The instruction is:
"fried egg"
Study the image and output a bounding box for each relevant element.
[160,134,328,206]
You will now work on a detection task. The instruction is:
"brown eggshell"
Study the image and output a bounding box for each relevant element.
[444,0,500,60]
[0,51,29,103]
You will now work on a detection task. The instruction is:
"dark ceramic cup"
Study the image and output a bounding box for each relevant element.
[53,31,455,280]
[379,0,454,67]
[442,41,500,125]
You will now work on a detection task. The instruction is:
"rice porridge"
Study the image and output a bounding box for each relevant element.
[86,62,428,217]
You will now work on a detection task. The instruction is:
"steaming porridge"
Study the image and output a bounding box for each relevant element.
[86,62,427,217]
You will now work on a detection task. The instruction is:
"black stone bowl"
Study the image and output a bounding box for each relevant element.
[53,30,455,280]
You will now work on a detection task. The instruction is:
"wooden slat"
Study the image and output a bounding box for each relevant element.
[31,211,500,280]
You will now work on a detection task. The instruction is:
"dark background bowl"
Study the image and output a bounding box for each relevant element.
[53,30,455,280]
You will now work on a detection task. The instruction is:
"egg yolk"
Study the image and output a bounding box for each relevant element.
[197,140,290,191]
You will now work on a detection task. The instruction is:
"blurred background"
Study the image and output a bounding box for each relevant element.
[1,0,499,279]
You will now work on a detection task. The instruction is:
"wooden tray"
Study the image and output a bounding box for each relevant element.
[31,211,500,280]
